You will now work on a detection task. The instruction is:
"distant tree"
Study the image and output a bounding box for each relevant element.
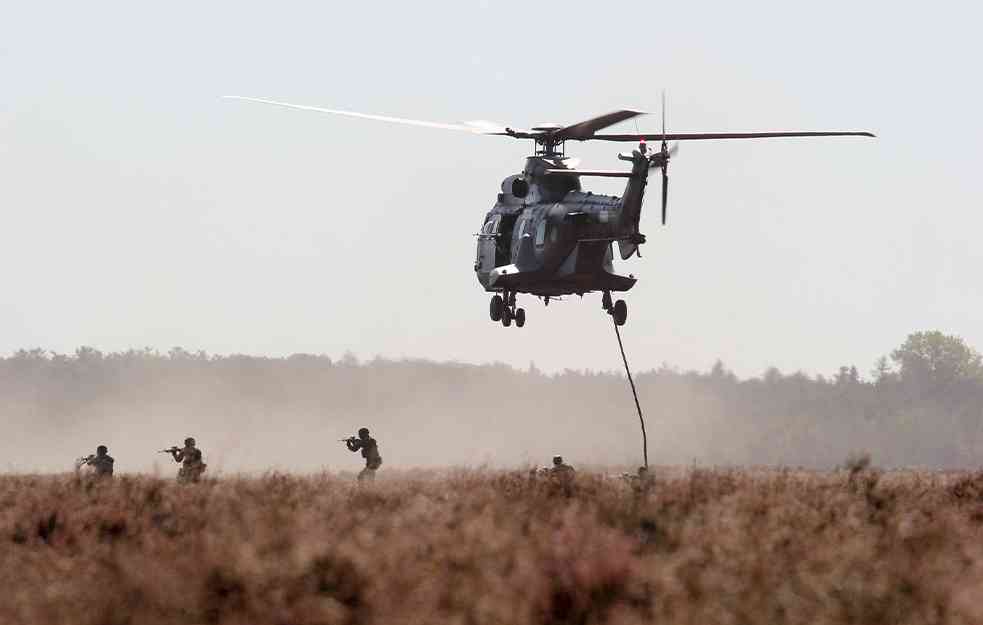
[75,346,103,362]
[711,359,725,378]
[890,331,983,391]
[834,365,861,386]
[763,367,783,385]
[870,356,895,385]
[168,346,191,361]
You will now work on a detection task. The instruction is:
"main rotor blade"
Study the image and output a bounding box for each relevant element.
[589,130,876,142]
[544,169,634,178]
[223,96,530,136]
[553,110,646,141]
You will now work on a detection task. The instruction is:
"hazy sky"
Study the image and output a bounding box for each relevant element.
[2,0,981,378]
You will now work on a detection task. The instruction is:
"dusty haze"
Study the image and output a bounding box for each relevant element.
[4,330,982,474]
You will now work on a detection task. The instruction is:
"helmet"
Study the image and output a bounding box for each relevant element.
[97,445,108,455]
[357,427,370,437]
[184,437,196,447]
[552,455,563,465]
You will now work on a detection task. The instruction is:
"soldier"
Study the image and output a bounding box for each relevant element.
[169,437,207,483]
[345,427,382,481]
[550,455,576,480]
[83,445,115,478]
[627,465,655,493]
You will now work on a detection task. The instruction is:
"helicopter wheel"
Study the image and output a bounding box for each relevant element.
[489,295,504,322]
[514,308,526,328]
[613,299,628,326]
[502,307,513,327]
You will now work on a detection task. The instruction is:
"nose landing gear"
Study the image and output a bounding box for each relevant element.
[602,290,628,326]
[489,291,525,328]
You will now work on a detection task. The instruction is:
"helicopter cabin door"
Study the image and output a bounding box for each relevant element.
[477,215,501,273]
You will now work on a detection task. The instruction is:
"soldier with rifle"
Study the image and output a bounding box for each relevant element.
[342,427,382,481]
[76,445,114,478]
[160,437,207,483]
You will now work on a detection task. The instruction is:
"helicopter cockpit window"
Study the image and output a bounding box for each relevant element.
[483,215,500,235]
[535,220,547,246]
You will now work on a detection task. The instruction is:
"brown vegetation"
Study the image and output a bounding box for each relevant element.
[4,468,983,624]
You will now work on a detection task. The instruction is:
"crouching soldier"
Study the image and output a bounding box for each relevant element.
[345,427,382,481]
[168,437,207,483]
[624,466,655,494]
[550,455,576,482]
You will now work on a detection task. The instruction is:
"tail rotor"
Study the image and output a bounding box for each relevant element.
[642,92,675,226]
[660,91,670,226]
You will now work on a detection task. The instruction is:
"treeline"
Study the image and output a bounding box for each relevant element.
[1,331,982,472]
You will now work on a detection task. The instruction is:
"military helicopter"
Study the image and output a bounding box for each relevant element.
[226,96,873,328]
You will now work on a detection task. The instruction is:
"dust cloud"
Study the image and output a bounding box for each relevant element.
[3,333,982,474]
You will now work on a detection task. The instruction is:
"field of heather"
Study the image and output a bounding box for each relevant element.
[3,468,983,625]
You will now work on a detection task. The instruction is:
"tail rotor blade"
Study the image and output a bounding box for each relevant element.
[661,166,668,225]
[661,90,666,144]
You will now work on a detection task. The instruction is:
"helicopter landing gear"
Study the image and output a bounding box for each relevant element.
[489,295,504,322]
[602,290,628,326]
[612,300,627,326]
[493,290,525,328]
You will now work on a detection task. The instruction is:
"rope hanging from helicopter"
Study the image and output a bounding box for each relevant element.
[612,316,649,469]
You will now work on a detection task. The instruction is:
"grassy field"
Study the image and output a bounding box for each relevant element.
[3,467,983,625]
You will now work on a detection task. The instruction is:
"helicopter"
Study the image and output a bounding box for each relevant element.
[226,96,873,328]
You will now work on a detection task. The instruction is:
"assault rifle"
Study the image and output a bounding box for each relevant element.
[158,446,180,454]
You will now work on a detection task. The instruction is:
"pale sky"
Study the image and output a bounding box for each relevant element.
[1,0,981,378]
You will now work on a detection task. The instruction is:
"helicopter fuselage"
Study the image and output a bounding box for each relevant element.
[474,155,647,298]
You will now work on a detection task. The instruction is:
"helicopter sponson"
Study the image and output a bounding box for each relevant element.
[225,96,874,329]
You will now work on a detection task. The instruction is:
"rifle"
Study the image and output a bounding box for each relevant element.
[158,446,180,454]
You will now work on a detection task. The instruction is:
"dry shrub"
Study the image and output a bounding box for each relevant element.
[3,469,983,624]
[949,471,983,502]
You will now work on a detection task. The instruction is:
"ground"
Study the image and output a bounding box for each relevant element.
[3,468,983,625]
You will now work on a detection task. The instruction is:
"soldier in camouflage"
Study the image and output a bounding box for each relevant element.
[170,437,207,483]
[550,455,575,480]
[627,465,655,493]
[83,445,115,478]
[346,427,383,481]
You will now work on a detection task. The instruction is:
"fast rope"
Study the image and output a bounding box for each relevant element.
[612,317,648,469]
